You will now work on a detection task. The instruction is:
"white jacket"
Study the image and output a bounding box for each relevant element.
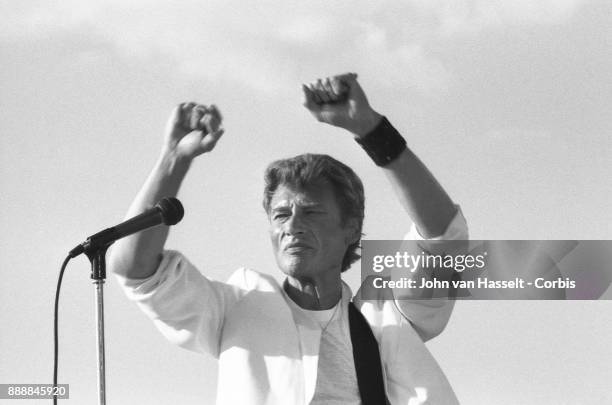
[116,209,467,405]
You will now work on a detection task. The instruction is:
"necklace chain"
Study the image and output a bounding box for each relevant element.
[320,301,341,333]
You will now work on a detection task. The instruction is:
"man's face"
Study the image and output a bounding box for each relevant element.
[268,181,356,281]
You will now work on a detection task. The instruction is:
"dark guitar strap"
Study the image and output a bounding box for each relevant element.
[348,301,390,405]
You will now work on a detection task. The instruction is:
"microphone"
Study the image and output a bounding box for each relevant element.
[69,197,184,258]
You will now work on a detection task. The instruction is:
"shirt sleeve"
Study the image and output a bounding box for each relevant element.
[404,204,468,244]
[394,205,469,341]
[114,250,244,357]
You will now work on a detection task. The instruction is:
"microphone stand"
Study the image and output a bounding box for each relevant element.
[66,197,183,404]
[86,244,110,405]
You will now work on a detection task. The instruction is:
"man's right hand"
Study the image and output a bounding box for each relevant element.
[163,102,224,160]
[109,102,223,279]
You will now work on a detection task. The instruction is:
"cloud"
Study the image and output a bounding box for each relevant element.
[1,0,588,95]
[407,0,588,35]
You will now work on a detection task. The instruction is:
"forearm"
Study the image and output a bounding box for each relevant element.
[109,149,191,279]
[303,74,457,237]
[382,147,457,238]
[354,116,457,238]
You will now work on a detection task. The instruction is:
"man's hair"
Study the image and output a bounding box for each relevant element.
[262,153,365,272]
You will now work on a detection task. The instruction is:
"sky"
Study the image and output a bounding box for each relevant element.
[1,0,611,404]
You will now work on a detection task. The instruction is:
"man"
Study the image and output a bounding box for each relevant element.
[109,73,468,404]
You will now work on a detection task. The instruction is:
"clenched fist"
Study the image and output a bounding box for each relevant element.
[302,73,382,137]
[163,102,224,160]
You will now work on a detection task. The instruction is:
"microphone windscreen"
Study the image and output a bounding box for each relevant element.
[157,197,184,225]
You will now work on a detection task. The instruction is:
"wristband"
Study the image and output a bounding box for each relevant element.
[355,116,407,166]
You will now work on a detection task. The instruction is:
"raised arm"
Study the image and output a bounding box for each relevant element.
[109,103,224,279]
[303,74,467,340]
[302,73,457,236]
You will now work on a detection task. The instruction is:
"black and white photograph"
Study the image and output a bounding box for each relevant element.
[1,1,611,404]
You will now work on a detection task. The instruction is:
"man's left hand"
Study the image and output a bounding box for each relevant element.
[302,73,382,138]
